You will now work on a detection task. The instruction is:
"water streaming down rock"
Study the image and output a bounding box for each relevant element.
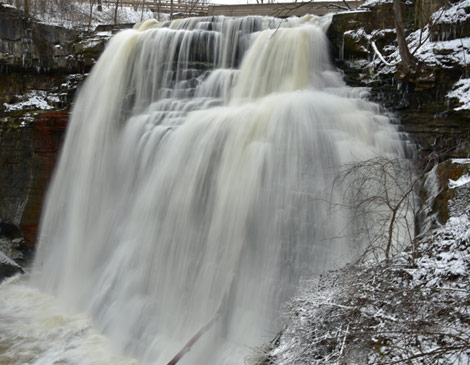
[9,15,404,364]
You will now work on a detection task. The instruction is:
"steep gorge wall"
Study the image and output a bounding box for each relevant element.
[0,4,111,261]
[327,1,470,159]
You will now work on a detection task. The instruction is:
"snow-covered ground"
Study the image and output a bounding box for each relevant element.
[0,0,162,30]
[262,160,470,365]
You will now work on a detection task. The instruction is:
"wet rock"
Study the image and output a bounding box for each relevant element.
[0,3,114,73]
[0,4,76,72]
[21,109,68,246]
[0,106,69,249]
[417,159,470,234]
[327,2,415,63]
[0,250,23,282]
[0,236,24,261]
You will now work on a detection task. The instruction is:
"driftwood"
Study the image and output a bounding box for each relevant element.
[166,312,221,365]
[166,263,237,365]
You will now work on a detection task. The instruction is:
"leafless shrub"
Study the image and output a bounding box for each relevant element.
[332,157,422,264]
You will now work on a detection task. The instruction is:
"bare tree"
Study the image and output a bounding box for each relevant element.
[24,0,30,17]
[393,0,416,75]
[88,0,96,30]
[114,0,120,25]
[333,157,421,264]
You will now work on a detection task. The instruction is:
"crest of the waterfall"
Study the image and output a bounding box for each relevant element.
[32,15,406,365]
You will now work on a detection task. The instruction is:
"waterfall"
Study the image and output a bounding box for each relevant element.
[4,15,404,365]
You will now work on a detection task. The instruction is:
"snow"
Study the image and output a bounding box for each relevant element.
[337,9,370,15]
[419,36,470,67]
[3,90,58,112]
[450,174,470,188]
[366,22,470,80]
[344,27,370,41]
[361,0,392,7]
[0,251,19,269]
[433,0,470,25]
[357,1,470,90]
[383,26,470,69]
[263,161,470,364]
[412,213,470,289]
[0,0,162,30]
[452,158,470,164]
[447,78,470,111]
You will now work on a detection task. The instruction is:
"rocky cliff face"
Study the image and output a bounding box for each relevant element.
[0,4,111,73]
[327,0,470,160]
[0,93,71,262]
[0,3,114,268]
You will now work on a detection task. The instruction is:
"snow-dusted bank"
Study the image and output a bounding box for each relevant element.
[264,160,470,364]
[0,0,160,30]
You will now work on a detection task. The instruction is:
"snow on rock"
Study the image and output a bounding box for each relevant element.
[3,90,59,112]
[447,78,470,111]
[0,251,18,267]
[0,238,23,262]
[453,158,470,164]
[374,25,470,73]
[361,1,470,80]
[432,0,470,25]
[417,36,470,68]
[362,0,393,7]
[344,27,370,41]
[0,251,23,282]
[450,173,470,188]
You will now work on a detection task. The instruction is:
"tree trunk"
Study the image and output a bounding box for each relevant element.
[393,0,415,76]
[170,0,173,20]
[97,0,102,12]
[88,0,95,30]
[114,0,119,25]
[24,0,30,17]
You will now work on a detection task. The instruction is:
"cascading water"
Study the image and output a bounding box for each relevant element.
[0,15,405,365]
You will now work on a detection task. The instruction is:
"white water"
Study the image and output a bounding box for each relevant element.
[1,15,405,365]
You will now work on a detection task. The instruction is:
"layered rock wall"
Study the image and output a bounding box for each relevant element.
[0,4,112,266]
[327,0,470,159]
[0,4,109,73]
